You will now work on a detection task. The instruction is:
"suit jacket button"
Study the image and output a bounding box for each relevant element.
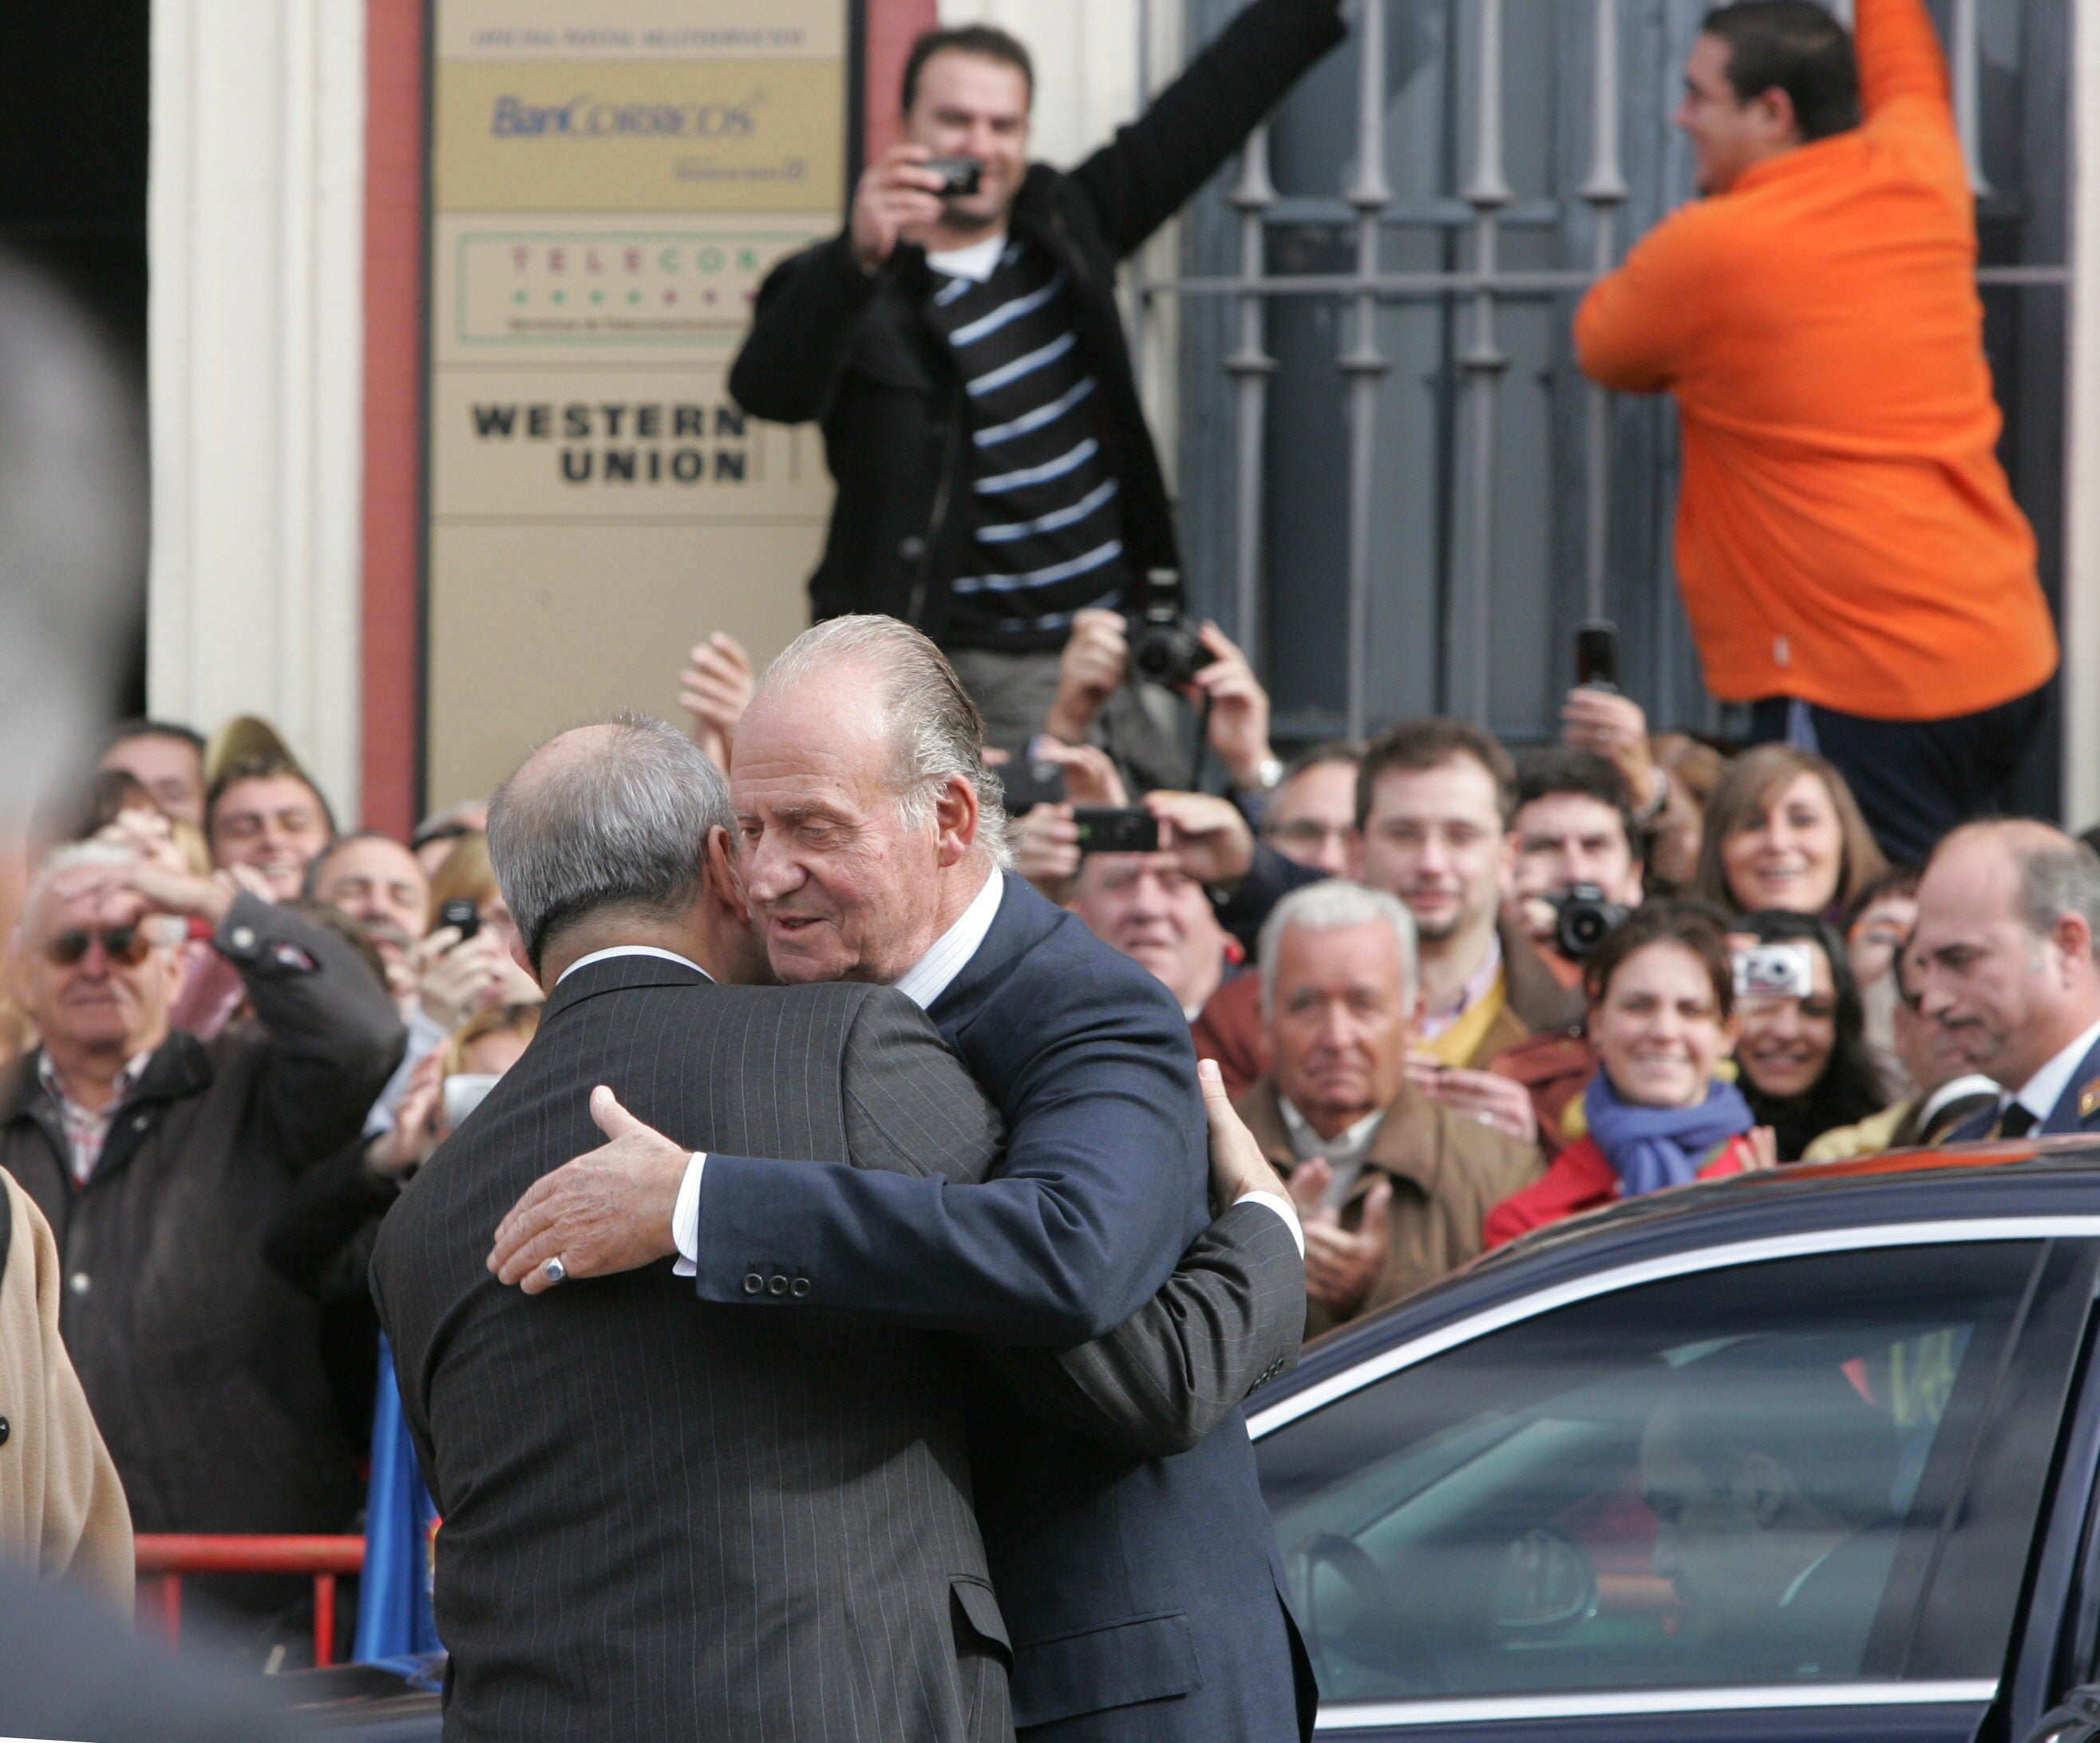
[0,1416,10,1445]
[742,1273,764,1295]
[790,1278,811,1299]
[767,1275,789,1296]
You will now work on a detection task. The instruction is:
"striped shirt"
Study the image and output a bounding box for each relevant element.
[926,236,1129,650]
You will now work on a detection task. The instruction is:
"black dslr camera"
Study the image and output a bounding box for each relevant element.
[1126,567,1207,690]
[1552,883,1631,962]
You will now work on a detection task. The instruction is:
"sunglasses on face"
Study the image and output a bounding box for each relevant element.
[44,926,155,969]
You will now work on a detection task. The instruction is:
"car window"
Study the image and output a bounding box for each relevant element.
[1258,1243,2045,1705]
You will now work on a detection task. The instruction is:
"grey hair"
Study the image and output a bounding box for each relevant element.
[1258,879,1419,1020]
[487,713,734,970]
[760,615,1011,868]
[2012,834,2100,962]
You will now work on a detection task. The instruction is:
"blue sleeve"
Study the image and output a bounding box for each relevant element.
[690,950,1208,1347]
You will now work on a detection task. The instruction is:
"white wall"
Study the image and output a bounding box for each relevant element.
[148,0,368,823]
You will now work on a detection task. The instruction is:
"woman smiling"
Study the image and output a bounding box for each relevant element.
[1485,905,1773,1247]
[1691,744,1886,919]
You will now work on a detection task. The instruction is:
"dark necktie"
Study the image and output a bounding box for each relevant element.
[1994,1101,2038,1140]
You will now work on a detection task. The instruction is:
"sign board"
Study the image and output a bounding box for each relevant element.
[424,0,848,806]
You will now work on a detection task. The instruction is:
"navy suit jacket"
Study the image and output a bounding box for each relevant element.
[695,873,1312,1739]
[1949,1032,2100,1141]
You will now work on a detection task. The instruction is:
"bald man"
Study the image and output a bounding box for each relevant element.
[1910,821,2100,1140]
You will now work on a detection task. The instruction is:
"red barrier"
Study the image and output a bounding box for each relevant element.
[134,1535,365,1667]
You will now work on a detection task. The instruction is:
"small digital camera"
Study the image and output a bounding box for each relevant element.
[1734,942,1817,1003]
[925,156,983,197]
[1551,883,1631,961]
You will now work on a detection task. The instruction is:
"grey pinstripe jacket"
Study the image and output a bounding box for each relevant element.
[374,956,1014,1743]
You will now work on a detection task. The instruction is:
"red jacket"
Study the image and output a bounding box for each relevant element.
[1483,1130,1757,1250]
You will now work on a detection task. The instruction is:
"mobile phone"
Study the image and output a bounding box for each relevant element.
[924,156,983,197]
[1073,808,1161,856]
[1734,943,1816,1002]
[438,898,481,943]
[1575,620,1619,691]
[999,757,1068,816]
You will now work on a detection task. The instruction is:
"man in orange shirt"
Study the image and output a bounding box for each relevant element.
[1577,0,2058,864]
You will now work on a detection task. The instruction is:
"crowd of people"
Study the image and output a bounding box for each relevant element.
[0,0,2087,1735]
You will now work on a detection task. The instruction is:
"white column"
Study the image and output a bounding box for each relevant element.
[148,0,368,823]
[2068,0,2100,826]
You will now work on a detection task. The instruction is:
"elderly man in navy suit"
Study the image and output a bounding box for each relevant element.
[1911,820,2100,1140]
[488,615,1313,1741]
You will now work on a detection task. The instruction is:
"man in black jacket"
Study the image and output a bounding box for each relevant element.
[1,845,404,1649]
[728,2,1347,749]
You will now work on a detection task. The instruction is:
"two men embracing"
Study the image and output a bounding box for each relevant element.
[373,617,1315,1742]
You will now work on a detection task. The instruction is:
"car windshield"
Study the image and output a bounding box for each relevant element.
[1258,1243,2043,1706]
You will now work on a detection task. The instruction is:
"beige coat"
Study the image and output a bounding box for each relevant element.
[1237,1075,1545,1338]
[0,1168,132,1608]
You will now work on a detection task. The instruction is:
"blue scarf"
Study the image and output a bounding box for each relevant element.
[1584,1072,1754,1200]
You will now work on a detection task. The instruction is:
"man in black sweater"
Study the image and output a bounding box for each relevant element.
[728,2,1347,750]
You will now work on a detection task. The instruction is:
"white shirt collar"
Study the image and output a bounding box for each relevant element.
[1277,1097,1385,1168]
[2011,1014,2100,1124]
[556,944,710,986]
[892,868,1006,1010]
[926,231,1010,283]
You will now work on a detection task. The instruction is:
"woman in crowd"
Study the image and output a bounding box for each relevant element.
[1485,905,1771,1247]
[424,832,540,1010]
[1691,744,1887,919]
[1730,910,1889,1162]
[1842,866,1923,1099]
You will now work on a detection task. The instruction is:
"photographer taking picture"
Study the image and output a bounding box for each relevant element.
[728,4,1350,752]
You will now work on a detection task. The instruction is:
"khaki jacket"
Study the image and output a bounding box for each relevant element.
[1236,1075,1545,1338]
[0,1170,132,1608]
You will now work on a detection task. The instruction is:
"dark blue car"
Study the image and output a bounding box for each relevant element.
[289,1142,2100,1742]
[1249,1140,2100,1743]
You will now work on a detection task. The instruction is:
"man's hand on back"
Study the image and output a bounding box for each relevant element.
[489,1087,690,1294]
[851,144,950,274]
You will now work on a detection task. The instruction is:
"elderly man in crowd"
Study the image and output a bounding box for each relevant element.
[1237,881,1542,1335]
[1911,822,2100,1140]
[1067,845,1240,1019]
[1,843,403,1650]
[1196,721,1580,1144]
[207,754,337,903]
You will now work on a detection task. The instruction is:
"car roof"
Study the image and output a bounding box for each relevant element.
[1274,1136,2100,1394]
[1482,1133,2100,1267]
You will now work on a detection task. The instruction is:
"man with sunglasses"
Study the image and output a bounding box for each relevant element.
[1,842,404,1655]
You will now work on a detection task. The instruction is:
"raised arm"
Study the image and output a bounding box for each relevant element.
[844,1022,1306,1457]
[1070,0,1346,259]
[690,970,1206,1346]
[1857,0,1952,119]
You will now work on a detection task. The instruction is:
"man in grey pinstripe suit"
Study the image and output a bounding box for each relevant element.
[374,717,1021,1743]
